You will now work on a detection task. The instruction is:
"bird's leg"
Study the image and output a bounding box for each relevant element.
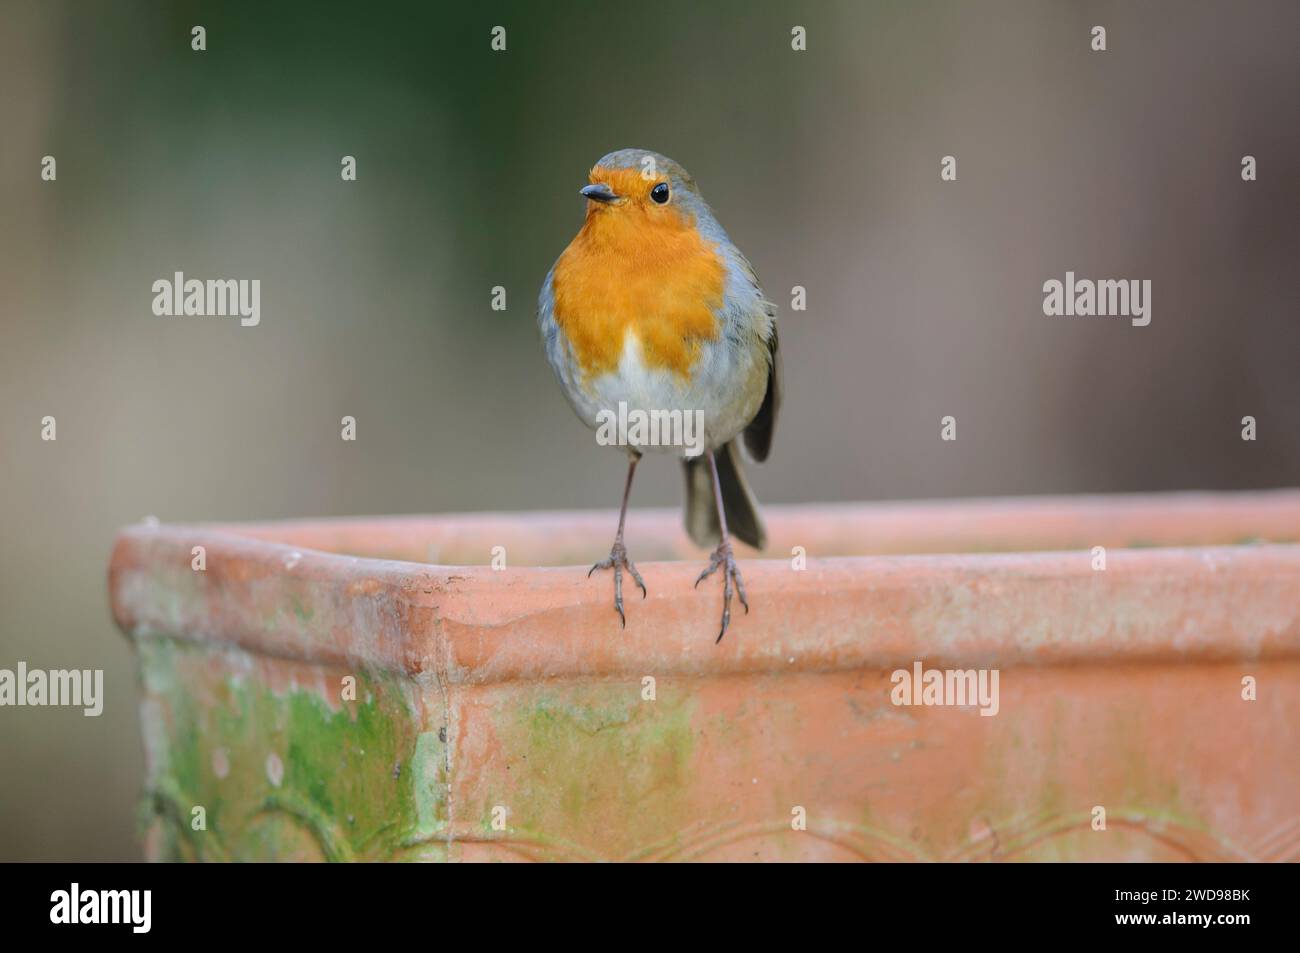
[693,448,749,642]
[588,452,646,628]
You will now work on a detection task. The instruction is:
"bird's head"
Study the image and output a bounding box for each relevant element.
[578,149,711,235]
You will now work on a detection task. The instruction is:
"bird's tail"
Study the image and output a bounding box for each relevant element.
[682,441,767,550]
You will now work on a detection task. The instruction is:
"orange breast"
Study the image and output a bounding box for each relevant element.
[552,204,726,380]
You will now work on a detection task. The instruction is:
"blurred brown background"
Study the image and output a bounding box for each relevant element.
[1,0,1296,859]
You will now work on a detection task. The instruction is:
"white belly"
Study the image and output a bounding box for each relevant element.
[569,331,765,457]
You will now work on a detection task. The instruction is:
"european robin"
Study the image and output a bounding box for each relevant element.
[538,149,780,641]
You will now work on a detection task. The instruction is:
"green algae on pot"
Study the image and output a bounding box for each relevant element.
[477,684,698,859]
[137,639,445,862]
[110,491,1300,861]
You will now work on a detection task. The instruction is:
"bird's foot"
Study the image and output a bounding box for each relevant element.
[588,538,646,628]
[694,540,748,643]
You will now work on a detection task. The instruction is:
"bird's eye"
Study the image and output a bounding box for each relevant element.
[650,182,670,204]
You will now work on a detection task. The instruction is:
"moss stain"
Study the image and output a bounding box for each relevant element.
[138,639,438,861]
[484,685,697,856]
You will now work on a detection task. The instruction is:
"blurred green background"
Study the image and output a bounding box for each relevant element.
[1,0,1296,859]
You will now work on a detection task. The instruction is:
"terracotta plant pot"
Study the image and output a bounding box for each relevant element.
[109,490,1300,861]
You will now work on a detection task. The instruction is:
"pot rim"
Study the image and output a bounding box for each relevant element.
[109,490,1300,684]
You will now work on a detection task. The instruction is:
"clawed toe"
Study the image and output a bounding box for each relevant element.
[589,540,646,628]
[697,542,747,642]
[694,550,722,588]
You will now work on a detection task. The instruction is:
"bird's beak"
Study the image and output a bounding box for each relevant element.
[580,183,618,204]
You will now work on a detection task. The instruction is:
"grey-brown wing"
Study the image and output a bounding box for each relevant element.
[742,321,780,463]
